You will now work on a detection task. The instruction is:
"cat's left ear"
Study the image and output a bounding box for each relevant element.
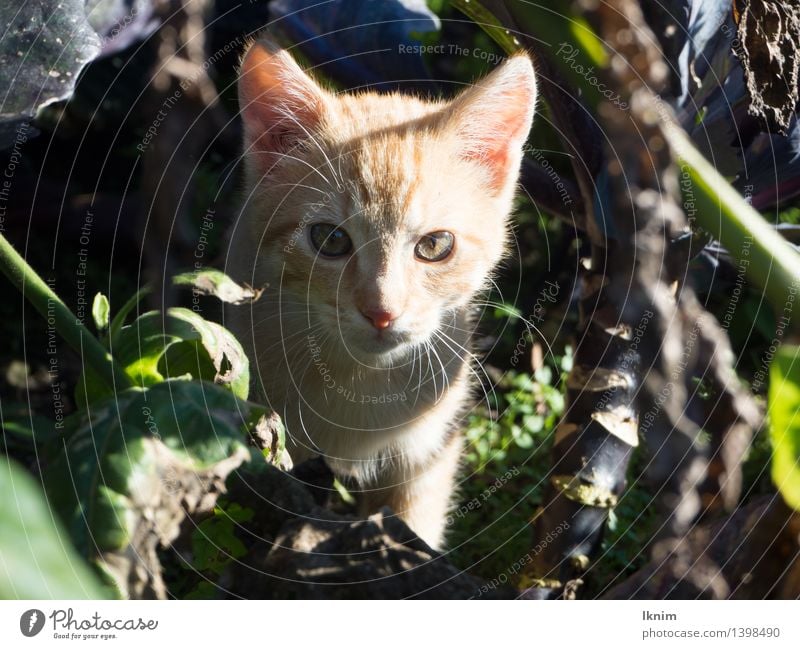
[238,38,329,174]
[449,53,537,195]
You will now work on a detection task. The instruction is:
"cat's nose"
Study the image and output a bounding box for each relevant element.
[361,309,395,330]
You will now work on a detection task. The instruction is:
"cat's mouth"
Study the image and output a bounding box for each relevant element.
[332,319,433,361]
[347,327,413,357]
[312,308,431,360]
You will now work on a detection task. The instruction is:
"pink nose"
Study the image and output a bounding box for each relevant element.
[361,309,395,330]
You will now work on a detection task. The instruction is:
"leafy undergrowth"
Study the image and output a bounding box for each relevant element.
[446,344,773,597]
[445,356,570,584]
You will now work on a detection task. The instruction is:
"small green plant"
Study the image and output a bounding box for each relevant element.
[0,232,282,598]
[447,351,570,580]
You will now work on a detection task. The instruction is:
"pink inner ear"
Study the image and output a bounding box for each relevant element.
[238,42,324,171]
[463,137,518,192]
[457,56,536,192]
[462,100,533,192]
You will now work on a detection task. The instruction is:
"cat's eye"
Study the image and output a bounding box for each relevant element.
[415,231,455,262]
[309,223,353,257]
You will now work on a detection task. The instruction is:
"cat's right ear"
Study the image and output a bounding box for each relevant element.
[238,39,328,174]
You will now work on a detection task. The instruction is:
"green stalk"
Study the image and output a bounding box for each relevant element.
[450,0,523,56]
[0,233,131,390]
[665,124,800,321]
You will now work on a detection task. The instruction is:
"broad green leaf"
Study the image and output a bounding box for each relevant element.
[769,345,800,511]
[79,307,251,406]
[92,293,110,333]
[118,308,250,398]
[45,380,265,596]
[0,0,100,147]
[0,456,106,598]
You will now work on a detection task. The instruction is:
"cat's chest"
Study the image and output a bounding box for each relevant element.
[278,358,468,471]
[290,363,440,436]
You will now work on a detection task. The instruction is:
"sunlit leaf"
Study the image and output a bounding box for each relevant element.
[0,456,106,598]
[769,345,800,511]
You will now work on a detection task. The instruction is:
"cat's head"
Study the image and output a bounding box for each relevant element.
[236,39,536,362]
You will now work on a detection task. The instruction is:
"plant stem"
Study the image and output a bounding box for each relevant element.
[665,123,800,324]
[0,233,131,390]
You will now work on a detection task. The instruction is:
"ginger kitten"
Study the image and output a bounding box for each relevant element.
[227,39,536,549]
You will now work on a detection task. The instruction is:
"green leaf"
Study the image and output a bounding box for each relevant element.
[523,414,545,433]
[769,345,800,511]
[108,286,151,343]
[450,0,522,56]
[184,580,218,599]
[45,381,264,596]
[515,431,535,449]
[333,478,356,505]
[80,307,251,406]
[0,401,59,453]
[173,268,264,305]
[92,293,110,333]
[667,124,800,316]
[0,456,107,598]
[123,308,250,398]
[0,0,100,146]
[192,504,252,574]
